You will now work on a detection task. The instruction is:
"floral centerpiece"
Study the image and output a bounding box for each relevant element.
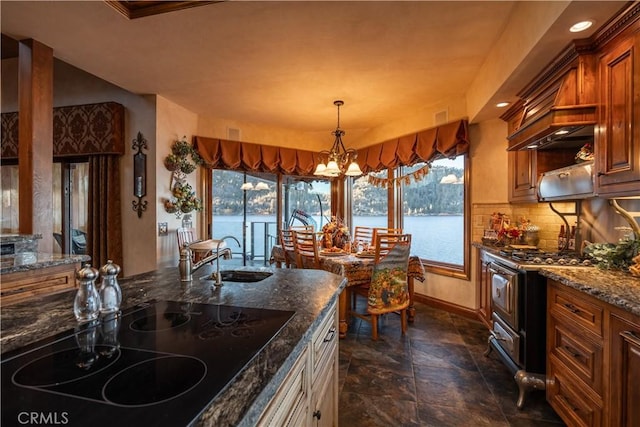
[321,216,350,249]
[163,181,203,218]
[497,216,535,246]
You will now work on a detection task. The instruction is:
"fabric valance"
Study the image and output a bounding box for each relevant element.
[1,102,125,159]
[194,136,320,176]
[194,119,468,177]
[356,119,469,174]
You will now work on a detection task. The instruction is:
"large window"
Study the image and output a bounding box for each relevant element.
[349,155,469,278]
[281,178,331,231]
[210,170,277,265]
[351,169,389,230]
[401,157,467,274]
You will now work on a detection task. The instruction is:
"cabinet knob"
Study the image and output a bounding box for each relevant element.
[313,410,322,420]
[597,172,605,177]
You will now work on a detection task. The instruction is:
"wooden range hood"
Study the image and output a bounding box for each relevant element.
[503,41,598,151]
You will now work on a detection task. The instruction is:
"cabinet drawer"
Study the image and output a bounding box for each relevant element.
[549,284,604,338]
[1,264,77,305]
[549,317,603,395]
[547,362,603,427]
[311,300,337,383]
[257,347,308,427]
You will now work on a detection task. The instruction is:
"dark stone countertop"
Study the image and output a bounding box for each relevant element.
[0,265,346,426]
[538,267,640,317]
[473,242,640,317]
[0,252,90,275]
[0,233,42,243]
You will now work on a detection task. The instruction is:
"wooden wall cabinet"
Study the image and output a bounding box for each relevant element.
[507,149,577,203]
[595,28,640,197]
[508,150,537,202]
[547,280,640,427]
[258,299,338,426]
[503,101,577,203]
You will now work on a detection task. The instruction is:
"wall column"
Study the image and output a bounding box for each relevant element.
[18,39,53,251]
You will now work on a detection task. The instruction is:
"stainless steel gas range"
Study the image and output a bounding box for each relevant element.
[483,247,592,409]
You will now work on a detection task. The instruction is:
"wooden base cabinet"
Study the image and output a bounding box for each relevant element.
[609,313,640,427]
[258,299,339,427]
[547,280,640,426]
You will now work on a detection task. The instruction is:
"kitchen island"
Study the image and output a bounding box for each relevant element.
[1,265,346,426]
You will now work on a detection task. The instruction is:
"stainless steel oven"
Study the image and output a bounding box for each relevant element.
[489,262,519,330]
[488,261,521,365]
[484,251,548,410]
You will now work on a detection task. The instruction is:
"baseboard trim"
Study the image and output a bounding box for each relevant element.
[414,293,478,321]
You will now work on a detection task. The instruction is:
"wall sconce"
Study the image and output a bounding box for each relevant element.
[131,132,148,218]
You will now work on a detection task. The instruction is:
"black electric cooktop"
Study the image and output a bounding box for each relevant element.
[1,300,295,427]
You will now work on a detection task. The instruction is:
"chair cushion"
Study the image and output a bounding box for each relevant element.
[367,244,410,314]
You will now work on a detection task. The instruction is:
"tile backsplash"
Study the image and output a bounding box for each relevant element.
[473,199,640,251]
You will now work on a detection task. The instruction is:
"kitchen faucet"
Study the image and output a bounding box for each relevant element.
[212,236,241,286]
[178,235,240,284]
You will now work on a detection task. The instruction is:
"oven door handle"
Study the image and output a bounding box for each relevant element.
[488,329,507,342]
[489,263,518,279]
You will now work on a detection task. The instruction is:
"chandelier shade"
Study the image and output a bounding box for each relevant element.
[314,100,362,178]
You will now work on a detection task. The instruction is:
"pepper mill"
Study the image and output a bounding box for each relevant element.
[99,260,122,315]
[74,264,101,323]
[179,244,193,282]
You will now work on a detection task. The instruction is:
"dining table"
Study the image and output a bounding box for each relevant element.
[270,245,426,338]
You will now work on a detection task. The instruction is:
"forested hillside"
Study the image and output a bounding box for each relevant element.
[212,164,463,216]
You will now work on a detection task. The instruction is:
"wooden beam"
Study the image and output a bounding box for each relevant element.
[18,39,53,252]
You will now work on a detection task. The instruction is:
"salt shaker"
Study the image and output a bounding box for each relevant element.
[99,260,122,314]
[74,264,101,323]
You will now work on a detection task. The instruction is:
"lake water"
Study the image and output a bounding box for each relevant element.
[212,215,463,265]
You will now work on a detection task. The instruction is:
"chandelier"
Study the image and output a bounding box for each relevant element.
[314,100,363,177]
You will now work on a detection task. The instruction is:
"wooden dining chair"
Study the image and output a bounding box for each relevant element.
[373,232,410,260]
[353,226,374,247]
[293,229,320,269]
[351,233,412,340]
[289,224,315,232]
[371,227,402,245]
[279,229,298,268]
[372,227,403,247]
[176,227,211,262]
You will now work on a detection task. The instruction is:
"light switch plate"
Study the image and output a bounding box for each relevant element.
[158,222,168,236]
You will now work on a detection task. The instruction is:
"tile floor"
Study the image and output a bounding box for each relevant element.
[338,300,565,426]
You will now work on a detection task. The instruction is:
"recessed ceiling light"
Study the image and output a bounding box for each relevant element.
[570,20,594,33]
[496,102,510,108]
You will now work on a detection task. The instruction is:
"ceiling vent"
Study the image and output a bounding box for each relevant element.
[227,127,241,141]
[434,109,448,125]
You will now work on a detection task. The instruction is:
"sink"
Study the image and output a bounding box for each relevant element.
[219,270,273,282]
